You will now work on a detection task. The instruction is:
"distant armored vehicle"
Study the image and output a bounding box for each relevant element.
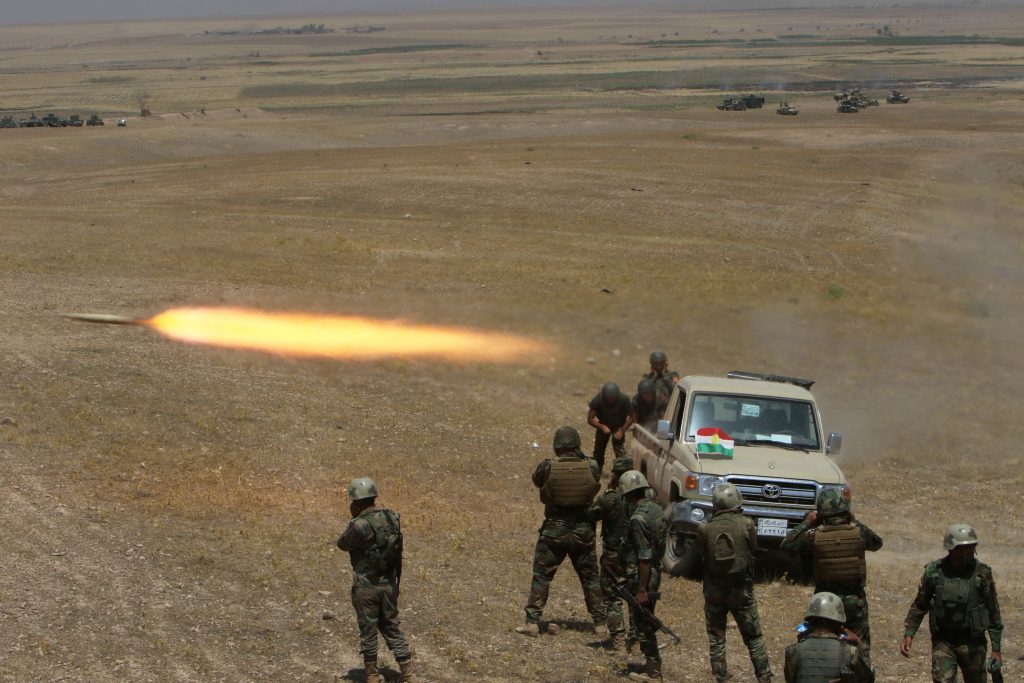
[41,112,67,127]
[717,97,748,111]
[67,114,84,127]
[739,93,765,109]
[776,102,799,115]
[887,90,910,104]
[0,115,18,129]
[86,114,105,126]
[837,101,859,114]
[19,114,44,127]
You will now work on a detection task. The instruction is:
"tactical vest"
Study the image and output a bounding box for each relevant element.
[703,511,753,578]
[813,524,866,586]
[541,457,599,507]
[348,509,403,583]
[929,562,990,639]
[793,636,852,683]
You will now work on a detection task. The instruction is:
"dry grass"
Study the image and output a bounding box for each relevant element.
[1,5,1023,682]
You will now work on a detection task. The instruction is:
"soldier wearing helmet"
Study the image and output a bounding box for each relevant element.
[632,379,660,433]
[588,456,636,653]
[618,470,668,681]
[336,477,416,682]
[784,592,875,682]
[642,351,680,417]
[587,381,635,472]
[780,487,882,657]
[693,483,773,683]
[515,426,607,638]
[900,524,1003,683]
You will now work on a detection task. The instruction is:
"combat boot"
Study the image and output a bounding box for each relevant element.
[711,658,733,682]
[398,656,417,682]
[594,623,610,640]
[515,622,539,637]
[363,656,384,683]
[627,660,662,681]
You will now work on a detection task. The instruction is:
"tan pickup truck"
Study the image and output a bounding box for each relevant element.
[628,371,848,579]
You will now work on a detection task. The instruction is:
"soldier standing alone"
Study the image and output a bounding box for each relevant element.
[589,456,634,652]
[619,470,668,682]
[780,488,882,657]
[587,382,634,473]
[784,592,874,683]
[336,477,416,683]
[516,426,608,638]
[693,482,773,683]
[900,524,1003,683]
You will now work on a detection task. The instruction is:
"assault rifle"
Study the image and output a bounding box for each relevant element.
[610,584,682,645]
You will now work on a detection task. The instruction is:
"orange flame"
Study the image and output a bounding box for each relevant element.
[143,307,547,363]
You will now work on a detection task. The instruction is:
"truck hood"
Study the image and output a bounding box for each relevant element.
[687,443,845,484]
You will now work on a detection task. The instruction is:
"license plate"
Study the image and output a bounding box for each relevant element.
[757,518,788,537]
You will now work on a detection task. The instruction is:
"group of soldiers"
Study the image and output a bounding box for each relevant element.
[332,350,1005,683]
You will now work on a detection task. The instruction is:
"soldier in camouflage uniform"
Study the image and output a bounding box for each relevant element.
[516,426,608,638]
[784,592,875,683]
[631,379,660,433]
[336,477,416,683]
[780,488,882,658]
[589,456,635,651]
[587,382,635,473]
[900,524,1003,683]
[619,470,668,682]
[693,483,773,683]
[642,351,680,417]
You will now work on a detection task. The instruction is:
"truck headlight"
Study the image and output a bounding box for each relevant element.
[691,507,706,522]
[697,475,724,496]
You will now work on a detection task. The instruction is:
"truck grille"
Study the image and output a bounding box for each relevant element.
[726,476,817,507]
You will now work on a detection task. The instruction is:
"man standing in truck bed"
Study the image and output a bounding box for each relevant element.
[780,489,882,658]
[515,426,608,639]
[587,382,634,473]
[642,351,680,417]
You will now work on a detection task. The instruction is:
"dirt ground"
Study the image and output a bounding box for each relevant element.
[1,5,1022,682]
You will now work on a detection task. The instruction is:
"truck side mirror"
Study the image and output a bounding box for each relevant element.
[826,432,842,456]
[656,419,674,441]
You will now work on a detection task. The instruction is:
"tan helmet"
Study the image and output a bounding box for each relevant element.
[943,523,979,550]
[804,592,847,624]
[618,470,650,496]
[347,476,379,501]
[712,482,742,511]
[611,456,634,475]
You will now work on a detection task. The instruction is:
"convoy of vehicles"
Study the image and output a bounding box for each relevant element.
[1,112,117,129]
[628,371,847,581]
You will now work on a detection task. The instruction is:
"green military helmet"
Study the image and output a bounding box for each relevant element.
[553,425,582,451]
[601,381,621,402]
[649,350,668,364]
[347,476,379,501]
[817,488,850,515]
[611,456,634,475]
[618,470,650,495]
[637,378,655,394]
[943,523,979,550]
[804,592,847,624]
[712,482,743,510]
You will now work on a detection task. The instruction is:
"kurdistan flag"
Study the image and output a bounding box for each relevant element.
[696,427,734,458]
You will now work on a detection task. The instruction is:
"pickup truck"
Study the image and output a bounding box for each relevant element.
[628,371,848,580]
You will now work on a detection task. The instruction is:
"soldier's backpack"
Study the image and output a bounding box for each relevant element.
[711,530,738,574]
[541,456,599,506]
[370,510,403,576]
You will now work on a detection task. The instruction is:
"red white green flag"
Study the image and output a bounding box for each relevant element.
[696,427,734,458]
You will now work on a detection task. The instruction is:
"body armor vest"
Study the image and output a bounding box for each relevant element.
[793,636,851,683]
[703,511,753,578]
[541,457,599,507]
[813,524,866,585]
[929,563,989,639]
[349,509,402,583]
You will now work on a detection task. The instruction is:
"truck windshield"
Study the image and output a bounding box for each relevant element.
[685,393,820,450]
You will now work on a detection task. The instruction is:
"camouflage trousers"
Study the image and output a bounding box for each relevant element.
[625,567,662,664]
[524,520,607,625]
[703,578,772,680]
[592,430,626,472]
[350,581,412,661]
[820,586,872,658]
[599,548,634,639]
[931,640,987,683]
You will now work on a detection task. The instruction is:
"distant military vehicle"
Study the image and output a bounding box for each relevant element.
[117,118,127,127]
[837,100,859,113]
[0,115,18,129]
[739,93,766,109]
[41,112,67,127]
[85,114,105,126]
[19,114,44,127]
[887,90,911,104]
[67,114,84,127]
[717,97,748,111]
[776,102,799,115]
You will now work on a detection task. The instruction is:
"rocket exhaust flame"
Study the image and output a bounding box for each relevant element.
[67,307,547,363]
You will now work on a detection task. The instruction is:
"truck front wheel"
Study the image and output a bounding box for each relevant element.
[663,533,703,580]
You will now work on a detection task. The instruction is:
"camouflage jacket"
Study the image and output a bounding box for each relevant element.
[589,486,629,552]
[904,557,1003,650]
[336,506,403,587]
[623,497,667,574]
[532,452,600,523]
[642,370,679,413]
[783,633,874,683]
